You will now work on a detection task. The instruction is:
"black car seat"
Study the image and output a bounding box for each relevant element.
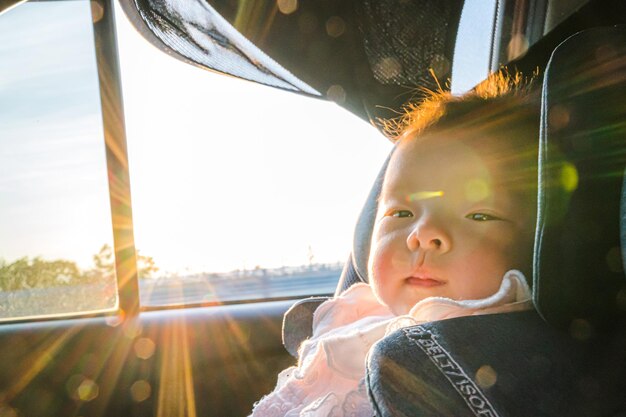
[366,26,626,417]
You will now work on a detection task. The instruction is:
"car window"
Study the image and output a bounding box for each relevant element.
[451,0,590,94]
[545,0,590,33]
[0,0,118,321]
[0,0,589,317]
[114,4,391,307]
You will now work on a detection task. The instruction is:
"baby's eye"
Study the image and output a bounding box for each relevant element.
[466,212,501,221]
[388,210,414,218]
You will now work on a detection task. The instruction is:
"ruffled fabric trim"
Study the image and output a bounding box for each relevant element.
[250,270,532,417]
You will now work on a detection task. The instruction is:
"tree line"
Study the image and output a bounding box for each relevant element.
[0,244,158,291]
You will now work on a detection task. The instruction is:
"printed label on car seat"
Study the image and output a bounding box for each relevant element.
[403,326,500,417]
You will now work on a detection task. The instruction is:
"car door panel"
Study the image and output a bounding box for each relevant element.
[0,300,295,417]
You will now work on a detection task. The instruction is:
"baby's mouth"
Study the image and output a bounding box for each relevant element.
[405,275,445,287]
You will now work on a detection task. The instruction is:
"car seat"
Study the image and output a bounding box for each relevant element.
[366,26,626,416]
[283,25,626,416]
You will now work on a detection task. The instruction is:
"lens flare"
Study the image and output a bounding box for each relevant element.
[77,378,99,401]
[475,365,497,389]
[134,337,156,360]
[464,179,491,202]
[277,0,297,15]
[156,319,197,417]
[561,162,579,192]
[406,191,444,202]
[131,380,152,402]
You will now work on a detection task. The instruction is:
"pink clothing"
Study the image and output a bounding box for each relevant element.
[251,270,532,417]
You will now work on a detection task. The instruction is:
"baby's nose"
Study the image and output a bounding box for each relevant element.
[406,220,450,253]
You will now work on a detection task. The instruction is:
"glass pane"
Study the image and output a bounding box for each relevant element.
[0,1,117,320]
[451,0,498,94]
[114,4,391,307]
[545,0,589,34]
[451,0,561,94]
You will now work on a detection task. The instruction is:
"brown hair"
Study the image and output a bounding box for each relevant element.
[383,70,539,142]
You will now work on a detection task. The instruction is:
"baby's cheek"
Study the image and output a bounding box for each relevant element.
[513,230,535,269]
[491,232,531,271]
[370,284,391,310]
[368,255,391,300]
[372,231,407,266]
[369,245,398,284]
[390,251,410,270]
[369,230,409,299]
[368,273,390,310]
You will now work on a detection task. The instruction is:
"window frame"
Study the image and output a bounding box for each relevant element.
[1,0,342,325]
[93,0,140,318]
[0,0,139,324]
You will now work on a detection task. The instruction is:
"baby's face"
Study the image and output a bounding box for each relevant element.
[368,133,535,315]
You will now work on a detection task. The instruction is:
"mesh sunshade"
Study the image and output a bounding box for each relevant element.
[359,1,457,87]
[118,0,463,123]
[119,0,318,95]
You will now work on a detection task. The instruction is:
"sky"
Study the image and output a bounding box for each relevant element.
[0,1,113,270]
[0,0,391,274]
[114,3,391,273]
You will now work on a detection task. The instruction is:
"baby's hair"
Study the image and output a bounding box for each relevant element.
[382,70,538,142]
[381,69,541,213]
[382,70,540,195]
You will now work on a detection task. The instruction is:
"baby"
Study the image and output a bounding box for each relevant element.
[251,72,539,417]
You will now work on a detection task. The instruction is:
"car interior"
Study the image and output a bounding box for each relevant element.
[1,0,626,416]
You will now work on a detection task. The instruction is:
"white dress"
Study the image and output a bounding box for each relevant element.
[251,270,532,417]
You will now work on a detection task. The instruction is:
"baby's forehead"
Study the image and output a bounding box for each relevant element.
[384,134,536,198]
[391,133,492,173]
[396,129,533,170]
[397,127,512,156]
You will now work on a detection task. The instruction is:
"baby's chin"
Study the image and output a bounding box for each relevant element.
[372,287,428,315]
[385,293,442,316]
[384,301,414,316]
[390,305,410,316]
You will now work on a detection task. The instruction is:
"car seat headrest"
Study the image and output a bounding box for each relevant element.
[535,26,626,331]
[334,153,392,294]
